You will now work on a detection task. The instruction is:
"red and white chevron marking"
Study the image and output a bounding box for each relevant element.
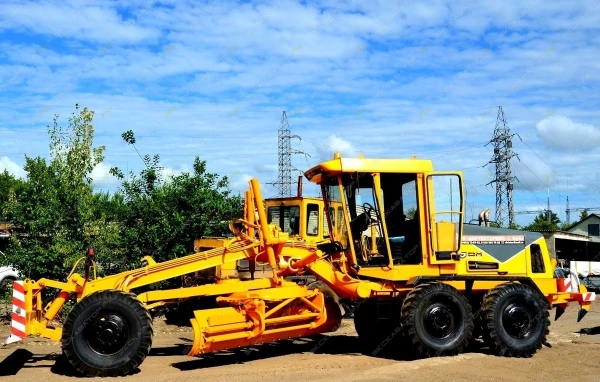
[4,280,26,345]
[557,278,572,292]
[582,292,596,302]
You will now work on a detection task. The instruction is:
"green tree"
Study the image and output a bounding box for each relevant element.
[0,120,243,284]
[109,130,242,268]
[507,222,521,230]
[558,222,572,231]
[0,170,25,220]
[85,191,129,275]
[580,209,589,221]
[523,210,560,231]
[1,105,105,280]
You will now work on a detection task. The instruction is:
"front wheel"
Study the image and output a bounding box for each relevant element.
[401,283,473,357]
[62,290,153,377]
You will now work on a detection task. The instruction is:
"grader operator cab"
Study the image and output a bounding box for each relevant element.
[4,154,595,377]
[192,195,342,281]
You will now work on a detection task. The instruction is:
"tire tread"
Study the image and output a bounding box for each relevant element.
[62,290,153,377]
[481,283,549,358]
[400,282,473,357]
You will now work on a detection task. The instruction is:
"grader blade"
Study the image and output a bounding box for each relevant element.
[188,288,342,356]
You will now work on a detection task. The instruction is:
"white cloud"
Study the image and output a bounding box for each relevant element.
[0,2,157,44]
[231,173,254,193]
[314,134,359,162]
[0,156,25,178]
[91,162,117,187]
[536,115,600,152]
[0,0,599,224]
[512,154,556,192]
[160,166,179,180]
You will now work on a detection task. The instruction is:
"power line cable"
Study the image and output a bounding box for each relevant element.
[519,140,600,206]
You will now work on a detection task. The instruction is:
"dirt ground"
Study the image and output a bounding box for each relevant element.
[1,303,599,382]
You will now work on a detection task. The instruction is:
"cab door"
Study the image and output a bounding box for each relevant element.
[426,172,464,263]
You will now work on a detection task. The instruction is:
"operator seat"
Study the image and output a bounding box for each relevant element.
[291,217,300,236]
[401,210,421,264]
[350,212,370,264]
[350,212,370,239]
[386,209,406,264]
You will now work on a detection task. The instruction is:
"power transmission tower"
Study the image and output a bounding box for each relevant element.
[268,111,305,197]
[486,106,520,228]
[565,197,600,224]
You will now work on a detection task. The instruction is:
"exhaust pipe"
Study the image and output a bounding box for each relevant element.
[297,176,303,197]
[478,209,491,227]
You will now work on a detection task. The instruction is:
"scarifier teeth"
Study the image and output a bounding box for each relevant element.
[577,307,588,323]
[554,305,566,321]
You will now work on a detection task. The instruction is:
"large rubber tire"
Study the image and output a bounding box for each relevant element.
[353,299,401,355]
[307,281,339,304]
[482,283,549,357]
[62,290,153,377]
[353,299,377,340]
[401,283,473,357]
[307,280,351,318]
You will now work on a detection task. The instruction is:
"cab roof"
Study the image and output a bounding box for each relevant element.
[304,153,434,184]
[265,196,323,203]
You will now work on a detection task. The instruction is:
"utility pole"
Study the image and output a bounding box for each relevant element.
[268,111,305,197]
[486,106,520,228]
[547,180,551,223]
[566,196,570,224]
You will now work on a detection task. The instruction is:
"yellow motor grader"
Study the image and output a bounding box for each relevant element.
[4,154,595,377]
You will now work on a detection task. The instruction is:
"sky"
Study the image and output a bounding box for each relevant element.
[0,0,599,227]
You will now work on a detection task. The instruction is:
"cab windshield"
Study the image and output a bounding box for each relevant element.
[322,176,349,248]
[267,205,300,235]
[322,172,423,267]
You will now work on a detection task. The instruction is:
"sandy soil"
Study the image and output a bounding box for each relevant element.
[1,303,599,382]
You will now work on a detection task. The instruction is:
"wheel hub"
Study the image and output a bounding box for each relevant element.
[502,303,532,339]
[424,303,455,339]
[87,314,130,355]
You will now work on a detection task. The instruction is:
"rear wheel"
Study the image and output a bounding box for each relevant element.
[354,299,401,355]
[482,283,549,357]
[401,283,473,357]
[62,290,153,377]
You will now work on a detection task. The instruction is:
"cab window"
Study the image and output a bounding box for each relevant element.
[323,207,334,238]
[306,203,319,236]
[336,206,343,236]
[267,205,300,235]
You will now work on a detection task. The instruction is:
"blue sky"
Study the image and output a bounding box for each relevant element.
[0,0,600,226]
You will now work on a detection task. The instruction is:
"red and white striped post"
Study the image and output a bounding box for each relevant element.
[4,280,26,345]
